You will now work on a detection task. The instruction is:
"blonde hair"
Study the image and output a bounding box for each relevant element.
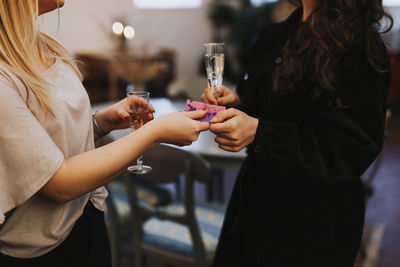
[0,0,82,115]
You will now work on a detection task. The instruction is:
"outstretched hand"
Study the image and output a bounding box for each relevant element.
[148,109,210,147]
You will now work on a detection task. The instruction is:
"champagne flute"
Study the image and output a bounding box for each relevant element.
[204,43,225,99]
[126,91,152,174]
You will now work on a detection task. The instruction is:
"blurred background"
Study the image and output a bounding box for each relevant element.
[39,0,400,106]
[38,0,299,103]
[40,1,400,266]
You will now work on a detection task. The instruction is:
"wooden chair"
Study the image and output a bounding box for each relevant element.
[104,186,121,267]
[123,144,225,267]
[104,174,174,267]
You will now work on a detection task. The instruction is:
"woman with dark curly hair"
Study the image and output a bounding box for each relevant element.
[202,0,393,266]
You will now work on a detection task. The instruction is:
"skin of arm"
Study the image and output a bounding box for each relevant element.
[40,109,210,203]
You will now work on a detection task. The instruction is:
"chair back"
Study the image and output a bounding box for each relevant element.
[137,144,211,184]
[123,144,213,267]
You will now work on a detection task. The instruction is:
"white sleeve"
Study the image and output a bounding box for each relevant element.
[0,78,64,223]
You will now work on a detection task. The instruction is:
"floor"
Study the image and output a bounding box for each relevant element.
[115,107,400,267]
[363,108,400,267]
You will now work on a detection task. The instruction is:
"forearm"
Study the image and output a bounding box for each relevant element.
[40,121,160,203]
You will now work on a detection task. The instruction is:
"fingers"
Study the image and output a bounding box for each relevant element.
[210,122,230,134]
[198,121,210,131]
[119,110,131,122]
[183,110,210,131]
[147,103,155,113]
[217,94,235,106]
[201,88,218,105]
[214,136,244,152]
[214,132,236,141]
[129,96,154,112]
[218,144,241,152]
[147,112,154,121]
[184,109,208,120]
[210,108,239,123]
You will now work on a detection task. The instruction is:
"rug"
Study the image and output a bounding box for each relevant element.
[117,224,386,267]
[354,224,386,267]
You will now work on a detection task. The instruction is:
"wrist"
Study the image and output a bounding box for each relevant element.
[141,119,162,146]
[92,111,110,137]
[250,117,259,143]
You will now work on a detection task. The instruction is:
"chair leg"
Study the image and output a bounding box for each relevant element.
[132,223,142,267]
[133,242,142,267]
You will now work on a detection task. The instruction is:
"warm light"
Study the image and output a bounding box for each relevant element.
[123,26,135,39]
[250,0,278,6]
[112,22,124,35]
[133,0,202,9]
[383,0,400,6]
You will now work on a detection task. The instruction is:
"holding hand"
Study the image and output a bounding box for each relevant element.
[201,85,241,107]
[95,98,155,133]
[210,108,259,152]
[148,109,210,147]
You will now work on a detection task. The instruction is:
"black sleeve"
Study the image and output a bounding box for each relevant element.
[249,50,391,185]
[252,110,381,184]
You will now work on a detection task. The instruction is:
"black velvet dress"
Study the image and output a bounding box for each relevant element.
[212,8,391,267]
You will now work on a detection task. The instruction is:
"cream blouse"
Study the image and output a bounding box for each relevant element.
[0,58,107,258]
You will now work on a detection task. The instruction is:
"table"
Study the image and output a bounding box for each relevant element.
[76,49,175,104]
[93,98,246,168]
[93,98,247,201]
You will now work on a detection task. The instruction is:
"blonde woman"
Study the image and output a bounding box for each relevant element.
[0,0,209,266]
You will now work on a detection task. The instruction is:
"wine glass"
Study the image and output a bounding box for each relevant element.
[204,43,225,99]
[126,90,152,174]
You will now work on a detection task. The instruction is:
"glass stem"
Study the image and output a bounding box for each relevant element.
[136,155,143,171]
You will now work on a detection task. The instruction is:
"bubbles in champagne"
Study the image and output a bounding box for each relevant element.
[129,112,148,131]
[205,54,224,91]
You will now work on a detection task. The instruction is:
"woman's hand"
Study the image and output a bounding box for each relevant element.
[210,108,259,152]
[95,98,155,133]
[147,110,210,146]
[201,85,241,107]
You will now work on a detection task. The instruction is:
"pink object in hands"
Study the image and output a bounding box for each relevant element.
[185,99,225,122]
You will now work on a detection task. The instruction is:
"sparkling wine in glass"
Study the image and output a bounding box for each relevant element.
[126,90,152,174]
[204,43,225,99]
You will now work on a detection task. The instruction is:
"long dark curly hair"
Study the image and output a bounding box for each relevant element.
[274,0,393,108]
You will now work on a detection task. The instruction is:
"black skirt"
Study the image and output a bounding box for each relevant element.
[0,201,112,267]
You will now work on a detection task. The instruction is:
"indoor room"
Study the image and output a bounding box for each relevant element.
[1,0,400,267]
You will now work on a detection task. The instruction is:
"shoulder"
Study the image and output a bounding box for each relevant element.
[0,63,29,101]
[374,35,391,70]
[0,63,17,86]
[251,8,302,54]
